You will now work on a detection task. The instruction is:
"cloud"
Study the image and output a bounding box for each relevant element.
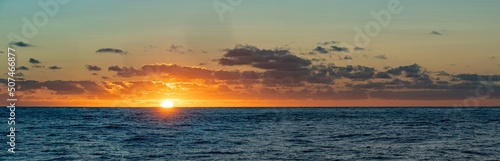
[110,64,214,79]
[386,64,422,76]
[313,46,329,54]
[108,66,123,72]
[0,51,3,54]
[219,45,311,72]
[311,58,326,62]
[430,31,442,35]
[354,47,365,51]
[316,41,339,46]
[31,65,45,68]
[48,66,62,70]
[17,66,30,70]
[455,74,500,81]
[373,55,388,60]
[330,46,349,52]
[10,41,34,47]
[488,56,496,59]
[214,70,241,80]
[167,44,183,52]
[85,65,102,71]
[374,72,392,79]
[29,58,41,64]
[96,48,128,55]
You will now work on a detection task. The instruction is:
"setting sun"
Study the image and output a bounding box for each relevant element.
[160,100,174,108]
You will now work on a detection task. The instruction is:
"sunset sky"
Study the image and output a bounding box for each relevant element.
[1,0,499,107]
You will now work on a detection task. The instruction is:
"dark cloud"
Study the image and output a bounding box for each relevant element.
[0,51,3,54]
[343,55,353,60]
[108,66,123,72]
[198,62,208,66]
[374,72,392,79]
[96,48,128,55]
[16,80,116,96]
[335,65,375,80]
[242,71,260,79]
[44,80,85,95]
[101,76,109,79]
[430,31,442,35]
[373,55,388,60]
[313,46,328,54]
[316,41,339,46]
[436,71,450,76]
[387,64,422,76]
[92,73,99,75]
[311,58,326,62]
[330,46,349,52]
[369,90,491,100]
[48,66,62,70]
[354,47,365,51]
[455,74,500,81]
[219,45,311,72]
[17,66,29,70]
[29,58,41,64]
[488,56,496,59]
[31,65,45,68]
[168,44,183,52]
[214,70,241,80]
[111,64,214,79]
[10,41,34,47]
[85,65,102,71]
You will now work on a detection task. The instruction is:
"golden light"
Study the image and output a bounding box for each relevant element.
[160,100,174,108]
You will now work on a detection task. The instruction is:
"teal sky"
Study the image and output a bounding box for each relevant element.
[1,0,500,81]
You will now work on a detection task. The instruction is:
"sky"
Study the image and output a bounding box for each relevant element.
[0,0,499,107]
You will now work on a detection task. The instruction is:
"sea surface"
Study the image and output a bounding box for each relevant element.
[1,107,500,160]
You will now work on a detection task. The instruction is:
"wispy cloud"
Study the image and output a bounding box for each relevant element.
[313,46,329,54]
[85,65,102,71]
[330,46,349,52]
[10,41,35,47]
[430,31,443,35]
[373,55,388,60]
[48,66,63,70]
[96,48,128,55]
[17,66,30,70]
[29,58,42,64]
[354,47,365,51]
[107,66,123,72]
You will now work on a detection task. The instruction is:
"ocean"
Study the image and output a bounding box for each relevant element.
[2,107,499,160]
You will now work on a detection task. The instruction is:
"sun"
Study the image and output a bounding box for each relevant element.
[160,100,174,108]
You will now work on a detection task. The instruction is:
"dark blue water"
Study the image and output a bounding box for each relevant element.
[2,107,500,160]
